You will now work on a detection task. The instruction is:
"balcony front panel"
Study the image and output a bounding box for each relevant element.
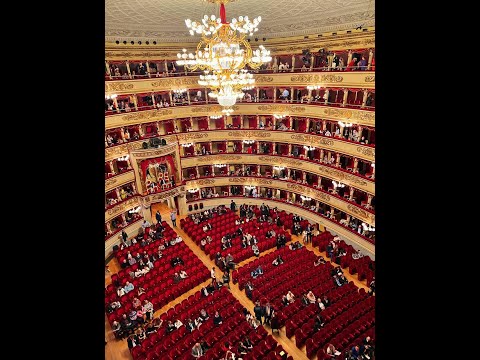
[105,71,375,95]
[185,177,374,226]
[105,196,142,223]
[105,130,374,162]
[181,154,374,194]
[177,130,375,162]
[105,170,135,193]
[186,197,375,259]
[105,103,375,130]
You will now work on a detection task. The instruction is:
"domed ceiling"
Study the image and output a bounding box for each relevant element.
[105,0,375,42]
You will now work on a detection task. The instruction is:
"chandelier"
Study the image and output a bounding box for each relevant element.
[273,166,285,171]
[188,188,199,193]
[332,180,345,188]
[338,121,352,127]
[273,114,286,119]
[214,164,227,168]
[177,0,271,109]
[173,88,187,94]
[303,145,315,151]
[300,195,311,201]
[209,114,223,119]
[306,85,322,90]
[182,143,194,148]
[105,94,117,100]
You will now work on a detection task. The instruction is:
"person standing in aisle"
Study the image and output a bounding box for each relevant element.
[170,210,177,227]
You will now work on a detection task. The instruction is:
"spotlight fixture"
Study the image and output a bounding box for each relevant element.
[355,25,363,30]
[247,38,251,42]
[153,41,157,45]
[263,37,266,41]
[130,41,134,45]
[255,37,258,41]
[138,41,142,45]
[123,41,127,45]
[115,40,119,44]
[146,41,149,45]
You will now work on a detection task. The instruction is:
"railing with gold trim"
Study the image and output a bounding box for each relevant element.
[105,170,135,193]
[105,129,374,162]
[105,196,142,223]
[185,197,375,258]
[181,154,374,194]
[184,176,374,226]
[105,103,374,129]
[105,71,375,95]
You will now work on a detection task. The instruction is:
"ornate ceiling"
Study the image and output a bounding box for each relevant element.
[105,0,375,42]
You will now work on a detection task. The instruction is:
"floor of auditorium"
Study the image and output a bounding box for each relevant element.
[105,202,371,360]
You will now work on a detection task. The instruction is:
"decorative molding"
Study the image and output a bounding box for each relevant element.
[105,142,144,159]
[196,155,242,162]
[364,75,375,82]
[105,177,118,188]
[227,130,271,138]
[191,105,223,113]
[320,74,344,82]
[290,133,334,146]
[176,133,209,142]
[290,74,343,83]
[150,77,198,88]
[106,197,141,222]
[130,143,177,159]
[257,104,305,113]
[255,76,274,82]
[106,82,134,92]
[105,171,136,193]
[229,178,273,185]
[257,156,302,167]
[319,167,368,187]
[123,109,173,122]
[356,146,375,157]
[347,204,370,221]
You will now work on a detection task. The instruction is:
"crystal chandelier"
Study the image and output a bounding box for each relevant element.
[177,0,271,109]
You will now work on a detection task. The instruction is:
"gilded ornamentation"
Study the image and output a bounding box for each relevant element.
[290,74,319,82]
[364,75,375,82]
[257,156,301,167]
[311,188,331,202]
[196,155,242,162]
[290,134,334,146]
[105,178,118,187]
[257,104,305,113]
[105,51,171,59]
[356,146,375,157]
[229,178,273,185]
[323,108,353,119]
[227,130,271,138]
[106,197,140,220]
[286,183,305,193]
[355,111,375,124]
[347,204,370,220]
[196,179,216,186]
[151,77,199,88]
[254,76,274,82]
[122,109,173,122]
[176,133,209,142]
[191,105,222,113]
[320,75,343,82]
[105,142,144,159]
[131,143,177,158]
[106,82,134,92]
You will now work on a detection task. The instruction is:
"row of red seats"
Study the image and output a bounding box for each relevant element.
[131,287,291,360]
[313,232,375,284]
[232,246,294,285]
[302,292,373,355]
[284,281,359,338]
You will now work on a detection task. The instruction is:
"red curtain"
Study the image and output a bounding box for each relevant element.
[198,118,209,130]
[232,116,242,128]
[248,116,257,128]
[163,121,174,133]
[215,117,225,129]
